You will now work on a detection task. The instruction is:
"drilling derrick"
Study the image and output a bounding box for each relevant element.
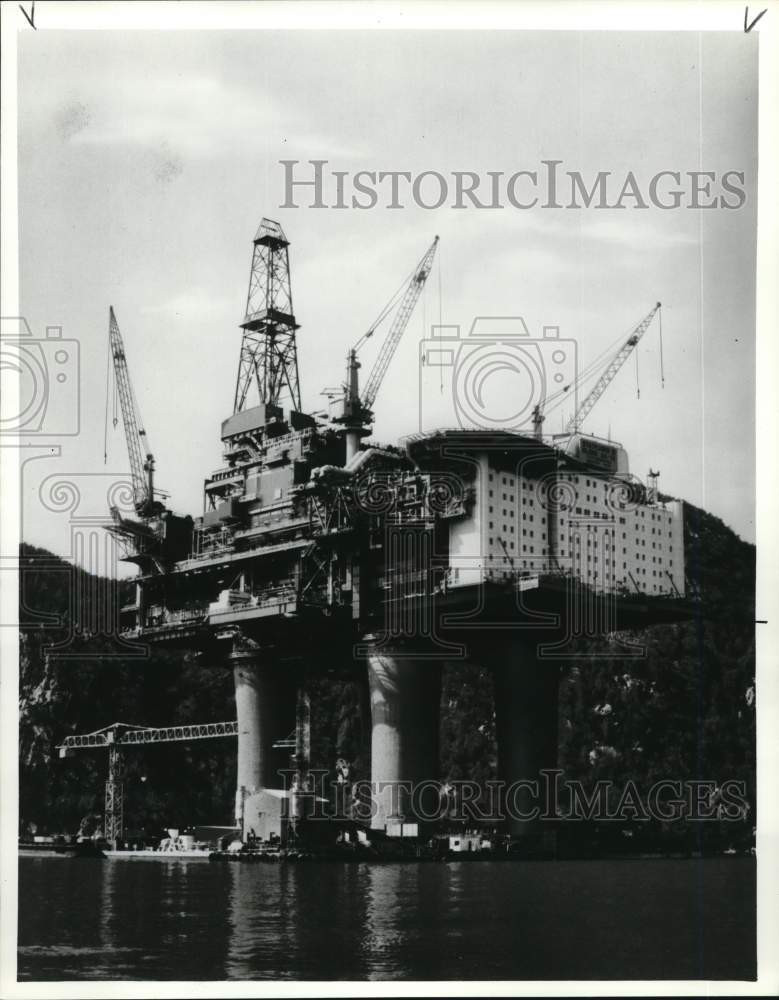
[234,218,301,413]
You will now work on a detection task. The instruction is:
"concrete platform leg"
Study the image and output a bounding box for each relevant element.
[366,645,441,830]
[491,637,560,838]
[231,651,293,830]
[290,675,311,826]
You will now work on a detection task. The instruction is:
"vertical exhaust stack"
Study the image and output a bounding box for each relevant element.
[341,348,370,464]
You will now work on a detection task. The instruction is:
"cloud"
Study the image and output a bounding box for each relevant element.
[65,72,363,161]
[576,215,699,249]
[54,100,92,141]
[150,142,184,184]
[139,287,235,323]
[437,201,698,263]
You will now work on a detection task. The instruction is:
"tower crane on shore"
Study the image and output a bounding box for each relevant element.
[58,721,239,847]
[335,236,439,461]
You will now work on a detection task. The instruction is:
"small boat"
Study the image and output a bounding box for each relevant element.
[19,837,105,859]
[107,847,211,860]
[106,829,215,860]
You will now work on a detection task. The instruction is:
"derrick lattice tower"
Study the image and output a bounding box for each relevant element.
[234,218,301,414]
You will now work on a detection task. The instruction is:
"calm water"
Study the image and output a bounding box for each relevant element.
[18,856,755,981]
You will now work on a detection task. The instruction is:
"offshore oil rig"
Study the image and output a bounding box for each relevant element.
[88,218,688,846]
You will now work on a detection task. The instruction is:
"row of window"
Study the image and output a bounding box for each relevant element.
[487,472,673,508]
[488,507,673,552]
[487,493,674,529]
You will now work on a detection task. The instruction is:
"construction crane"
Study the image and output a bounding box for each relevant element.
[58,721,239,848]
[336,236,439,461]
[107,307,162,518]
[563,302,662,436]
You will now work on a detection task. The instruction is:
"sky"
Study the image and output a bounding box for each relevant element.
[15,29,758,571]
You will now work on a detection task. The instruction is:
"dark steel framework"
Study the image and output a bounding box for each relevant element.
[58,722,239,845]
[104,744,124,848]
[234,218,302,413]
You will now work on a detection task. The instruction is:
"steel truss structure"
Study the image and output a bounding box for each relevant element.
[234,218,301,413]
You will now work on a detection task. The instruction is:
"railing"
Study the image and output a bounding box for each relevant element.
[207,468,244,484]
[263,428,314,454]
[191,525,235,559]
[162,607,206,625]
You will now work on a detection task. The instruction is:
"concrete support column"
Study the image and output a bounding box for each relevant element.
[491,638,560,838]
[231,650,293,829]
[290,676,311,825]
[366,644,441,830]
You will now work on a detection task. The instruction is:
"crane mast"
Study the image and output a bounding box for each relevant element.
[108,307,156,516]
[564,302,661,436]
[339,236,438,461]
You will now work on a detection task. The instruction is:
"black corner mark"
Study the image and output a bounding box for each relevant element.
[744,6,767,32]
[19,1,36,29]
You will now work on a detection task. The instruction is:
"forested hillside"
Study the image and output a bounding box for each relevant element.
[18,499,755,849]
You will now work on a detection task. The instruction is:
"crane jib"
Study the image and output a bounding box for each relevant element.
[107,308,155,515]
[564,302,661,436]
[360,236,439,412]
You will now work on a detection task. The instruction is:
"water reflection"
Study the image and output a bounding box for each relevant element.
[226,861,374,979]
[226,861,473,981]
[95,858,233,979]
[19,856,757,981]
[359,865,448,978]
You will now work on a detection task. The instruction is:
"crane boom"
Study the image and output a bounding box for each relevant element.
[58,720,238,754]
[108,307,155,515]
[361,236,439,409]
[565,302,661,435]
